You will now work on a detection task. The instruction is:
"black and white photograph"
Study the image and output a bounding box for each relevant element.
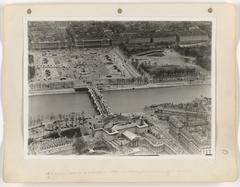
[25,19,214,157]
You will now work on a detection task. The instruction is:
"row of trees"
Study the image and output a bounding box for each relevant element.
[29,80,74,91]
[176,46,211,71]
[108,76,149,85]
[28,66,36,80]
[142,65,198,79]
[29,112,86,126]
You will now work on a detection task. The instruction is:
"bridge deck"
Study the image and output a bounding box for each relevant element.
[87,86,111,116]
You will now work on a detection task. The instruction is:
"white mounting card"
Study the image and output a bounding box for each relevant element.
[2,3,238,182]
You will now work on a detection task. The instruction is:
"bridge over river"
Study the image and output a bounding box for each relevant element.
[73,81,111,116]
[87,86,111,116]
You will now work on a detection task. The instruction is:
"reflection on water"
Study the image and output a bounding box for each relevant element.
[29,85,211,118]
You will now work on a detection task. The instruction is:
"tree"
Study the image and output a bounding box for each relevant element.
[28,66,35,80]
[73,137,88,154]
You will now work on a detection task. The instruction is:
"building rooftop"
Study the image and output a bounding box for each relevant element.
[29,28,70,43]
[169,116,185,128]
[122,130,140,141]
[112,122,138,132]
[69,27,107,40]
[177,29,208,37]
[152,31,177,38]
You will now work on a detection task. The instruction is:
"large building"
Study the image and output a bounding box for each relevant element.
[28,24,72,50]
[177,30,209,48]
[152,32,177,46]
[169,115,211,154]
[128,33,151,44]
[68,27,111,48]
[28,22,210,50]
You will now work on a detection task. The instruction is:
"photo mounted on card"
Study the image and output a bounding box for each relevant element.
[25,18,215,158]
[2,3,238,182]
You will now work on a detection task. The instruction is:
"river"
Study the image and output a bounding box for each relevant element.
[29,91,96,118]
[29,84,211,118]
[102,85,211,113]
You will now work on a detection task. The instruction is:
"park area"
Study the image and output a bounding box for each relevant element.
[28,47,133,83]
[132,49,210,79]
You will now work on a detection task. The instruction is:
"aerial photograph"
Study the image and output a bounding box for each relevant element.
[27,20,212,156]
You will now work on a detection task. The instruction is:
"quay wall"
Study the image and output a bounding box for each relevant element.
[29,82,211,96]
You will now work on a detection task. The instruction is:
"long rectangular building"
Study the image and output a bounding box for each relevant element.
[177,30,209,47]
[29,27,72,50]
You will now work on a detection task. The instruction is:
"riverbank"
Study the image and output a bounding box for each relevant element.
[29,84,211,118]
[100,81,210,92]
[29,80,211,96]
[29,88,76,96]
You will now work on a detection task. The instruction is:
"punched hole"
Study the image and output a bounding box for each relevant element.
[208,8,213,13]
[117,8,123,14]
[27,8,32,14]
